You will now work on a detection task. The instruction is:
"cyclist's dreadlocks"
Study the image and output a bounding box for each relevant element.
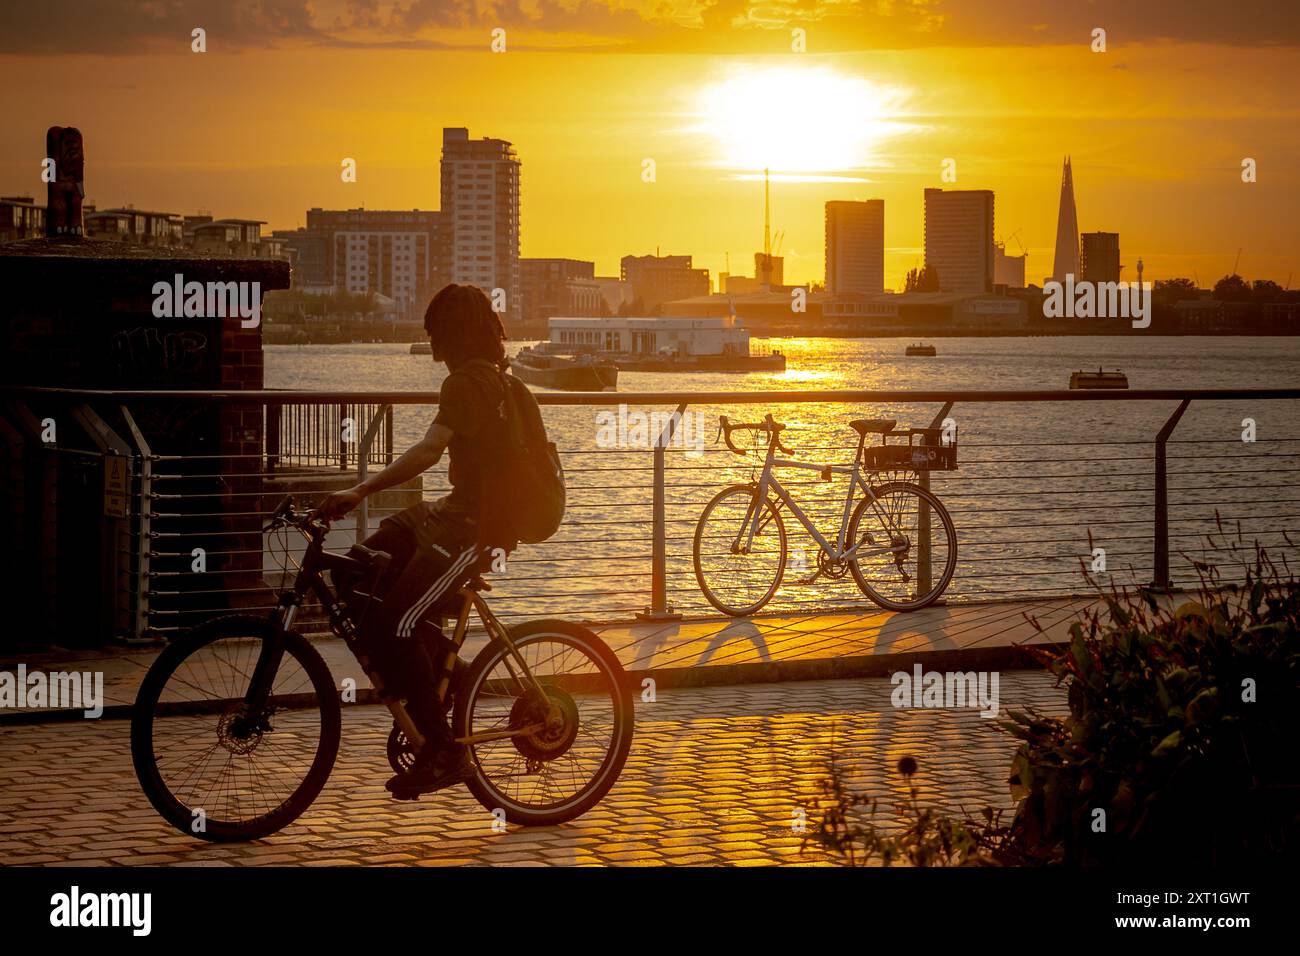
[423,283,507,369]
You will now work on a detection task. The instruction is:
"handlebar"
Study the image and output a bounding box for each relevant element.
[718,414,793,456]
[264,495,331,537]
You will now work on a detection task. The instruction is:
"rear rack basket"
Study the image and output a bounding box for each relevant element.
[862,426,958,473]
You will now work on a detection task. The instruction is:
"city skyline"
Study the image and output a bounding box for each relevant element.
[1,6,1297,291]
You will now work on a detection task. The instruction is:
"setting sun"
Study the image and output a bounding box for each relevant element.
[692,65,913,178]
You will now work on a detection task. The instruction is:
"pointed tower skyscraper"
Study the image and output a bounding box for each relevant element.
[1052,156,1079,282]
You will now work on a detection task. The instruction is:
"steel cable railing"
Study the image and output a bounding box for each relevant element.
[6,386,1299,640]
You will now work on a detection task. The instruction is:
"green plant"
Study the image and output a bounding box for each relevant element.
[807,533,1300,868]
[1005,533,1300,866]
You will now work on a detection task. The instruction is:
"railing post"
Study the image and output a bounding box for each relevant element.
[384,404,394,465]
[1152,399,1191,591]
[918,402,954,599]
[338,403,349,471]
[70,403,137,642]
[120,406,153,642]
[356,403,392,543]
[266,402,280,474]
[638,402,687,622]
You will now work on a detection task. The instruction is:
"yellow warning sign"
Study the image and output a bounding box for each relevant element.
[104,455,128,518]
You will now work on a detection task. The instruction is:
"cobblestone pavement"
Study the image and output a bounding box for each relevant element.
[0,672,1067,866]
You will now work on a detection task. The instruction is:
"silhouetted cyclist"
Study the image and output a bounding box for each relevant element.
[319,284,516,798]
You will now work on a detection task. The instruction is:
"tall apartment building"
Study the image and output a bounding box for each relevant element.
[923,188,994,294]
[440,127,521,324]
[1080,231,1121,283]
[521,258,602,329]
[620,254,710,312]
[825,200,884,294]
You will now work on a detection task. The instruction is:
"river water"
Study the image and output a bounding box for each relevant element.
[266,337,1300,622]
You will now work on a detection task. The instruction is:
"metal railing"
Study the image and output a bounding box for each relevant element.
[266,400,392,472]
[5,386,1300,643]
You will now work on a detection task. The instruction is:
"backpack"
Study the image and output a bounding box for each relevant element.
[474,361,566,546]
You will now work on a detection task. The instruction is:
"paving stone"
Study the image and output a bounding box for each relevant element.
[0,673,1065,866]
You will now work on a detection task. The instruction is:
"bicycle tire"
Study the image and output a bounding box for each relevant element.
[454,619,633,826]
[847,481,958,611]
[131,614,342,842]
[693,483,788,617]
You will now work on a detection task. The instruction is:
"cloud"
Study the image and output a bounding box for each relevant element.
[1,0,1296,55]
[0,0,328,54]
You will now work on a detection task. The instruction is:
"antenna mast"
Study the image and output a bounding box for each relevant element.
[763,168,771,260]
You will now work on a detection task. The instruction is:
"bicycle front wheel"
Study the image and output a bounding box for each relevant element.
[454,620,633,826]
[693,483,787,617]
[847,481,957,611]
[130,614,341,842]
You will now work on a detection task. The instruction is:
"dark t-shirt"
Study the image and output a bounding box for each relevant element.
[431,360,507,525]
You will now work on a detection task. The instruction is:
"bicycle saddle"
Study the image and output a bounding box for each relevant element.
[850,418,897,436]
[467,574,492,592]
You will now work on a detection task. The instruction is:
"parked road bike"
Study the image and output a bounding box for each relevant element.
[132,496,634,841]
[693,414,958,616]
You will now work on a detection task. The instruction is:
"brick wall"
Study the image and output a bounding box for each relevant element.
[0,238,289,645]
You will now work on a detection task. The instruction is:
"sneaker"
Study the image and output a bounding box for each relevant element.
[386,744,476,798]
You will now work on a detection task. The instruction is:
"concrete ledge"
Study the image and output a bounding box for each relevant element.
[0,635,1062,726]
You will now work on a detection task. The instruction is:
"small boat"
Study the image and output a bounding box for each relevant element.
[512,347,617,391]
[1070,368,1129,390]
[905,343,937,357]
[409,341,432,355]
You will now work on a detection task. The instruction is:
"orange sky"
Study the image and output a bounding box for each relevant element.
[2,2,1297,290]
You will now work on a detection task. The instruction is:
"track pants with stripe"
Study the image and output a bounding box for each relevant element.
[341,500,490,750]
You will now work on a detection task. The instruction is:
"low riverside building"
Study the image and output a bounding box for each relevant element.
[0,195,45,241]
[97,207,185,247]
[549,314,754,356]
[521,258,603,335]
[190,218,268,258]
[664,290,1028,335]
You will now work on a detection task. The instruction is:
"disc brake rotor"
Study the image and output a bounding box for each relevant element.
[507,685,579,762]
[216,705,268,756]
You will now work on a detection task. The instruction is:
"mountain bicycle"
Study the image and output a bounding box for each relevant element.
[693,414,958,616]
[131,496,634,842]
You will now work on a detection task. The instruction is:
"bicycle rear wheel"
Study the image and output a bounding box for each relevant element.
[847,481,957,611]
[454,620,633,826]
[130,614,341,842]
[693,483,787,617]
